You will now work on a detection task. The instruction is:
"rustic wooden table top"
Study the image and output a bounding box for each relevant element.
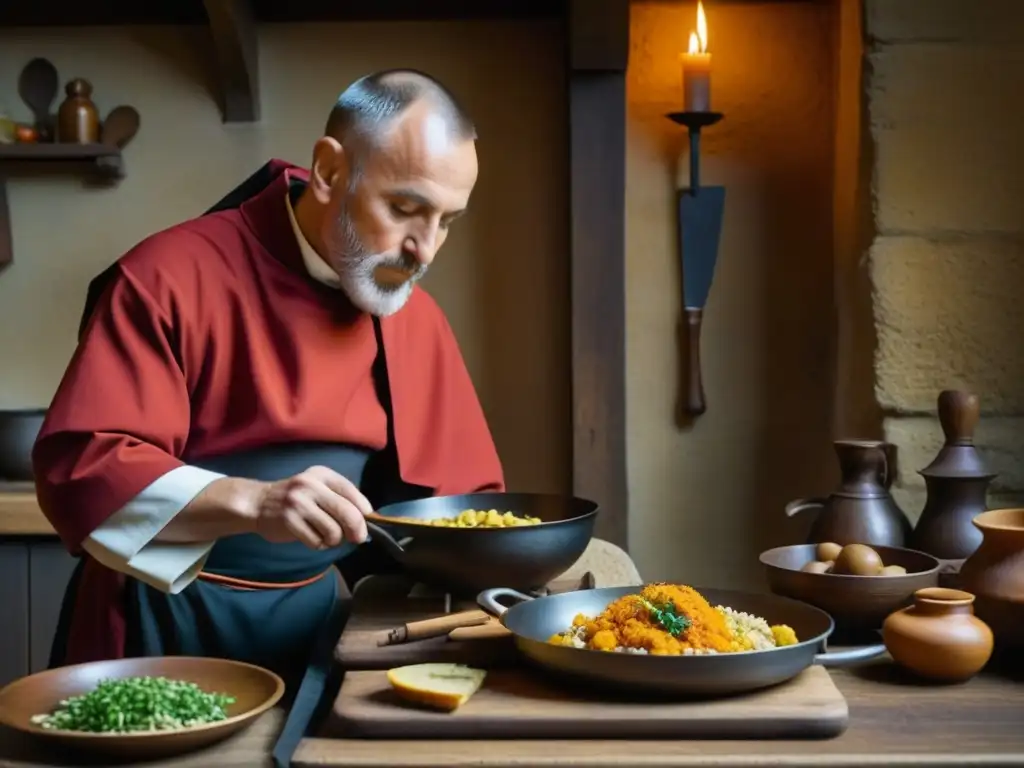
[2,663,1023,767]
[292,660,1024,766]
[1,572,1022,767]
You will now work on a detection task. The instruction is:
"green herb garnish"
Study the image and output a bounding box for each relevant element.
[30,676,236,733]
[639,597,691,637]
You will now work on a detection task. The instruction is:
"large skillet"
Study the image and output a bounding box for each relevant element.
[362,492,598,596]
[478,586,886,697]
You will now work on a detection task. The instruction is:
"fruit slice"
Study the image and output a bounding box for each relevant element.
[386,663,487,712]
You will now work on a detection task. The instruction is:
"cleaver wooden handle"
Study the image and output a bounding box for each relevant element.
[684,308,706,416]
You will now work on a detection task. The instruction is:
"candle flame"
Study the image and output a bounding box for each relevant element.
[688,1,708,54]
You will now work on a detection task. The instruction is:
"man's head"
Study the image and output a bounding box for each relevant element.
[300,69,478,316]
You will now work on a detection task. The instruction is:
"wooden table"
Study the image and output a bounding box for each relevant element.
[1,664,1022,767]
[1,568,1022,768]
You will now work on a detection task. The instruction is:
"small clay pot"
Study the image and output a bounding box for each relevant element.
[882,587,993,682]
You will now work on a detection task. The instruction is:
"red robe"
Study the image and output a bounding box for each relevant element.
[33,160,504,662]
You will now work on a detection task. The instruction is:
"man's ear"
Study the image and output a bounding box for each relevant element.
[309,136,348,204]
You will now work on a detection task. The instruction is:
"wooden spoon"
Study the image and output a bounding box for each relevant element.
[100,105,140,149]
[17,58,58,140]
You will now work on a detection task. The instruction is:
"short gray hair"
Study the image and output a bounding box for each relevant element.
[325,69,476,180]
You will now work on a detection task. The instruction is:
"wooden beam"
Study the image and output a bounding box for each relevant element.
[202,0,260,123]
[567,0,630,550]
[569,0,630,71]
[0,177,11,273]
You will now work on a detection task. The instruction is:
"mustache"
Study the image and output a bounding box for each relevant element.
[373,252,427,279]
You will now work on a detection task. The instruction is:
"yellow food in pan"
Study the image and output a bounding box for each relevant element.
[390,509,542,528]
[548,583,799,656]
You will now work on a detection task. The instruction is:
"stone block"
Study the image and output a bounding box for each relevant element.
[871,235,1024,415]
[866,0,1024,44]
[884,416,1024,493]
[867,46,1024,233]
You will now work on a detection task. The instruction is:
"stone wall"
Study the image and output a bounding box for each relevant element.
[864,0,1024,516]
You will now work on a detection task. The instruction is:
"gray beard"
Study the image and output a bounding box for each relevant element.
[330,210,428,317]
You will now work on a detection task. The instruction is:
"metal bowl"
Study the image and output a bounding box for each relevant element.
[366,492,598,596]
[0,656,284,760]
[760,543,941,638]
[0,408,45,481]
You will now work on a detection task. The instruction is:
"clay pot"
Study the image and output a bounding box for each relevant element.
[882,587,993,682]
[958,508,1024,650]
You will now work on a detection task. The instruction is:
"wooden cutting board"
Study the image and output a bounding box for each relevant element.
[335,574,591,670]
[328,665,849,740]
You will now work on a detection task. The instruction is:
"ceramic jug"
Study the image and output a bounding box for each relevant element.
[910,390,996,561]
[786,439,912,548]
[958,508,1024,650]
[882,587,993,682]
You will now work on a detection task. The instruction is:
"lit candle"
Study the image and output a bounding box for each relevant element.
[680,1,711,112]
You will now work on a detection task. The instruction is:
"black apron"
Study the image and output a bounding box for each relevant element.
[51,165,424,767]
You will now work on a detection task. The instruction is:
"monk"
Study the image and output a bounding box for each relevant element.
[32,69,504,759]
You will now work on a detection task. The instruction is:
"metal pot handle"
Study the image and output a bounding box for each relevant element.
[477,587,535,618]
[362,520,412,562]
[813,643,887,667]
[785,497,828,518]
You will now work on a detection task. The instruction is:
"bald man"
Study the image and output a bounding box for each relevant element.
[33,70,504,686]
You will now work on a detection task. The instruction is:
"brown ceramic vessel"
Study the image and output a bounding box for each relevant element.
[910,390,996,562]
[759,543,941,639]
[958,508,1024,650]
[882,587,994,682]
[786,440,913,548]
[0,656,284,759]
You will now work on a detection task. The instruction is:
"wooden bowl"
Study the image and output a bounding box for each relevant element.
[0,657,284,760]
[759,544,942,637]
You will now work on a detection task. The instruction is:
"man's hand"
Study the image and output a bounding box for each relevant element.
[155,465,374,548]
[253,465,374,549]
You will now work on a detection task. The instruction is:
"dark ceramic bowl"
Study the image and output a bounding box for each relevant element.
[0,409,45,482]
[760,543,942,638]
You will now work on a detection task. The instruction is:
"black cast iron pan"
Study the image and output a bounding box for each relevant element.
[362,492,598,596]
[477,585,886,697]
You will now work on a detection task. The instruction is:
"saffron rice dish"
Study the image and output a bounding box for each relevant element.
[548,583,799,655]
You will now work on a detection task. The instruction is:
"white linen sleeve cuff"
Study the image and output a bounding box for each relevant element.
[82,465,226,595]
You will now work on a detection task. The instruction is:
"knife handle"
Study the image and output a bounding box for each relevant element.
[684,308,706,416]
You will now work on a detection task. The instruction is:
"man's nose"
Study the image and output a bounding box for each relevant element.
[406,224,439,267]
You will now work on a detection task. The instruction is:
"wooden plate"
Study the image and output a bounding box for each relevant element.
[0,656,285,760]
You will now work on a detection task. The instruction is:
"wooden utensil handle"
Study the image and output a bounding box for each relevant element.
[685,308,706,416]
[448,621,513,641]
[382,610,490,646]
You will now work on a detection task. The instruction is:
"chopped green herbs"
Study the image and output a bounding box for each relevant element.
[638,597,691,637]
[30,676,236,733]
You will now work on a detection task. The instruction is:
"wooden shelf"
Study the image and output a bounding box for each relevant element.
[0,0,562,26]
[0,142,123,175]
[0,143,126,273]
[0,489,54,536]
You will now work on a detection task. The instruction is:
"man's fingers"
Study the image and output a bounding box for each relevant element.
[307,465,374,517]
[287,494,344,548]
[306,479,369,544]
[282,509,327,550]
